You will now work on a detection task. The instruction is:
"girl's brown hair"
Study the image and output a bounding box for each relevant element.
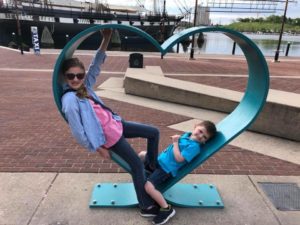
[61,57,85,73]
[61,58,89,99]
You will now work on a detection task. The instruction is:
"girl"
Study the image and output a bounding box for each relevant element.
[61,29,159,216]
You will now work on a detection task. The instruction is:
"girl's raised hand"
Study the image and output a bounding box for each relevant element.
[101,29,113,40]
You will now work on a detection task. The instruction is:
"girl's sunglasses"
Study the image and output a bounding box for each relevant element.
[64,73,85,80]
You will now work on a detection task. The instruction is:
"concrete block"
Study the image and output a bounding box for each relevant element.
[124,67,300,141]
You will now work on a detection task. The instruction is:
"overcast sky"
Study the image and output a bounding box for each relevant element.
[75,0,299,24]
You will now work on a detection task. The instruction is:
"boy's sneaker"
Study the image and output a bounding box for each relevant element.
[140,205,160,217]
[152,205,176,225]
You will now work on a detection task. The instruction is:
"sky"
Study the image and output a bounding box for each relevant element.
[165,0,299,24]
[75,0,300,25]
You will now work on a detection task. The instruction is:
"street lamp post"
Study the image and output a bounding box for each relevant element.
[160,0,166,59]
[14,0,24,54]
[190,0,198,60]
[274,0,289,62]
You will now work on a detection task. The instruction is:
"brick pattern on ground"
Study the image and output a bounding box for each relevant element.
[0,48,299,175]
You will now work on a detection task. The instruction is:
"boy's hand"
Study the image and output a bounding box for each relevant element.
[171,134,180,143]
[96,147,111,159]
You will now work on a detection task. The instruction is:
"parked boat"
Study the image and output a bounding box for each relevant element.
[0,0,183,50]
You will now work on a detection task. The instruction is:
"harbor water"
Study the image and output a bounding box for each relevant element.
[172,32,300,57]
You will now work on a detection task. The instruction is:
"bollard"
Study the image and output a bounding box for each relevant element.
[285,42,291,56]
[124,36,128,51]
[176,42,179,53]
[65,34,69,44]
[232,42,236,55]
[12,32,16,42]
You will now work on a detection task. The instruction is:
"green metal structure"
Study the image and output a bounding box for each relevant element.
[52,24,269,208]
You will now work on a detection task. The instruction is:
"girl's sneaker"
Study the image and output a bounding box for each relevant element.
[152,205,176,225]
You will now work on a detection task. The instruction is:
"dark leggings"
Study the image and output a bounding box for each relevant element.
[109,121,159,209]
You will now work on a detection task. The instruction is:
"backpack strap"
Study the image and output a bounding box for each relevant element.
[62,88,115,114]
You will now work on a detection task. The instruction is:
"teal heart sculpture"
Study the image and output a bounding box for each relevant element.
[52,24,269,194]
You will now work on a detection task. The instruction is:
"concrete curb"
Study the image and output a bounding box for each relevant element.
[124,67,300,141]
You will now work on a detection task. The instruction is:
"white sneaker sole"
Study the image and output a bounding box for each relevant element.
[140,212,157,218]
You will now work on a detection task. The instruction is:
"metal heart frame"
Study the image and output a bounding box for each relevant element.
[52,24,269,205]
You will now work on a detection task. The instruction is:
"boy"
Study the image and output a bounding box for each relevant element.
[139,120,217,225]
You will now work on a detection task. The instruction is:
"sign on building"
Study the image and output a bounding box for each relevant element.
[31,26,40,55]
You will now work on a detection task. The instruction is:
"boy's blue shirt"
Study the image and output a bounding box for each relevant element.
[158,132,201,176]
[61,50,121,152]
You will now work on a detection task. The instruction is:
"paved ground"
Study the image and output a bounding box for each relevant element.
[0,46,299,225]
[0,47,299,174]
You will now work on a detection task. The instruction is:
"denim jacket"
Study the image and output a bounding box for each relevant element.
[61,50,122,152]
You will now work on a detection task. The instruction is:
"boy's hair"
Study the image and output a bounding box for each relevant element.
[196,120,217,139]
[61,57,85,74]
